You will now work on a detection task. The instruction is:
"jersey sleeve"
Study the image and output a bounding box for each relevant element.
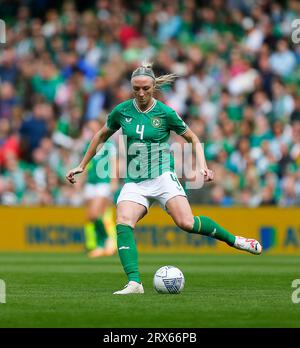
[167,109,188,135]
[106,106,121,131]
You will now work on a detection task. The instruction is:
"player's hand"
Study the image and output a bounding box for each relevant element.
[200,168,214,182]
[66,166,84,184]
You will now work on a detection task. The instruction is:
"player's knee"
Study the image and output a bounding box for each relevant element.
[88,212,98,221]
[87,207,100,221]
[175,217,194,232]
[116,214,135,228]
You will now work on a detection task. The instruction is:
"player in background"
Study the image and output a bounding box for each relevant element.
[82,120,118,257]
[66,62,262,294]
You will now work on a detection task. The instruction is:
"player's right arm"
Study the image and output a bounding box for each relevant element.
[66,125,116,184]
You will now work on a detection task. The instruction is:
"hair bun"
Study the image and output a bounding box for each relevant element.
[141,60,153,69]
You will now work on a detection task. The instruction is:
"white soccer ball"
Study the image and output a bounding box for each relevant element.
[153,265,185,294]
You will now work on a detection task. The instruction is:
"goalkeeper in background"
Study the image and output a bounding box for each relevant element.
[83,120,118,257]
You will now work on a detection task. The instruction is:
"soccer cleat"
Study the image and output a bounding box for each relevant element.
[233,236,262,255]
[113,281,144,295]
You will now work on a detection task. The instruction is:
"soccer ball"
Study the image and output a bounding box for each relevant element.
[153,265,185,294]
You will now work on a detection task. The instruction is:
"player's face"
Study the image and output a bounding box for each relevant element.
[131,76,155,108]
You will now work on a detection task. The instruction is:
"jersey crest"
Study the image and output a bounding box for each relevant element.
[151,117,162,128]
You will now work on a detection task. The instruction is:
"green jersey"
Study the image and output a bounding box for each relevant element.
[86,139,116,184]
[106,98,188,183]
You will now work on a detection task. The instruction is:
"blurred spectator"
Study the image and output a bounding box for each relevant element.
[279,173,300,206]
[269,39,297,78]
[85,76,112,120]
[210,185,233,207]
[242,16,264,53]
[227,137,250,174]
[0,82,19,120]
[0,48,19,84]
[19,102,50,160]
[31,61,63,102]
[290,95,300,123]
[0,119,20,169]
[271,79,295,123]
[157,3,182,43]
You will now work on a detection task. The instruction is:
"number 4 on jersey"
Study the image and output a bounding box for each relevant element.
[136,125,145,140]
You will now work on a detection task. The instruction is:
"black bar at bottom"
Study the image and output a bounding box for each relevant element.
[0,328,296,346]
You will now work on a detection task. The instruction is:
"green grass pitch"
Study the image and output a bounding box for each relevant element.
[0,252,299,328]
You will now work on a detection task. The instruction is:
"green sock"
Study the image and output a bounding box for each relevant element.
[117,224,141,283]
[192,216,236,246]
[84,222,97,250]
[94,218,107,248]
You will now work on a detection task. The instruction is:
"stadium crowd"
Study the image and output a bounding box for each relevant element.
[0,0,300,206]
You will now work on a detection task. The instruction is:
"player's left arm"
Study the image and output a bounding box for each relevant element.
[181,128,214,182]
[167,108,213,182]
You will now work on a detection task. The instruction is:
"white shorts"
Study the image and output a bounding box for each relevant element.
[117,171,186,211]
[83,183,112,200]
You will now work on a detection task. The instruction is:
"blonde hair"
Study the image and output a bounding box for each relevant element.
[131,61,178,90]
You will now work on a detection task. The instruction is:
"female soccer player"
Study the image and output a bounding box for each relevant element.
[82,120,117,258]
[66,62,262,295]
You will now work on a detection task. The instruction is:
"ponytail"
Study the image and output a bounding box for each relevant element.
[131,61,177,89]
